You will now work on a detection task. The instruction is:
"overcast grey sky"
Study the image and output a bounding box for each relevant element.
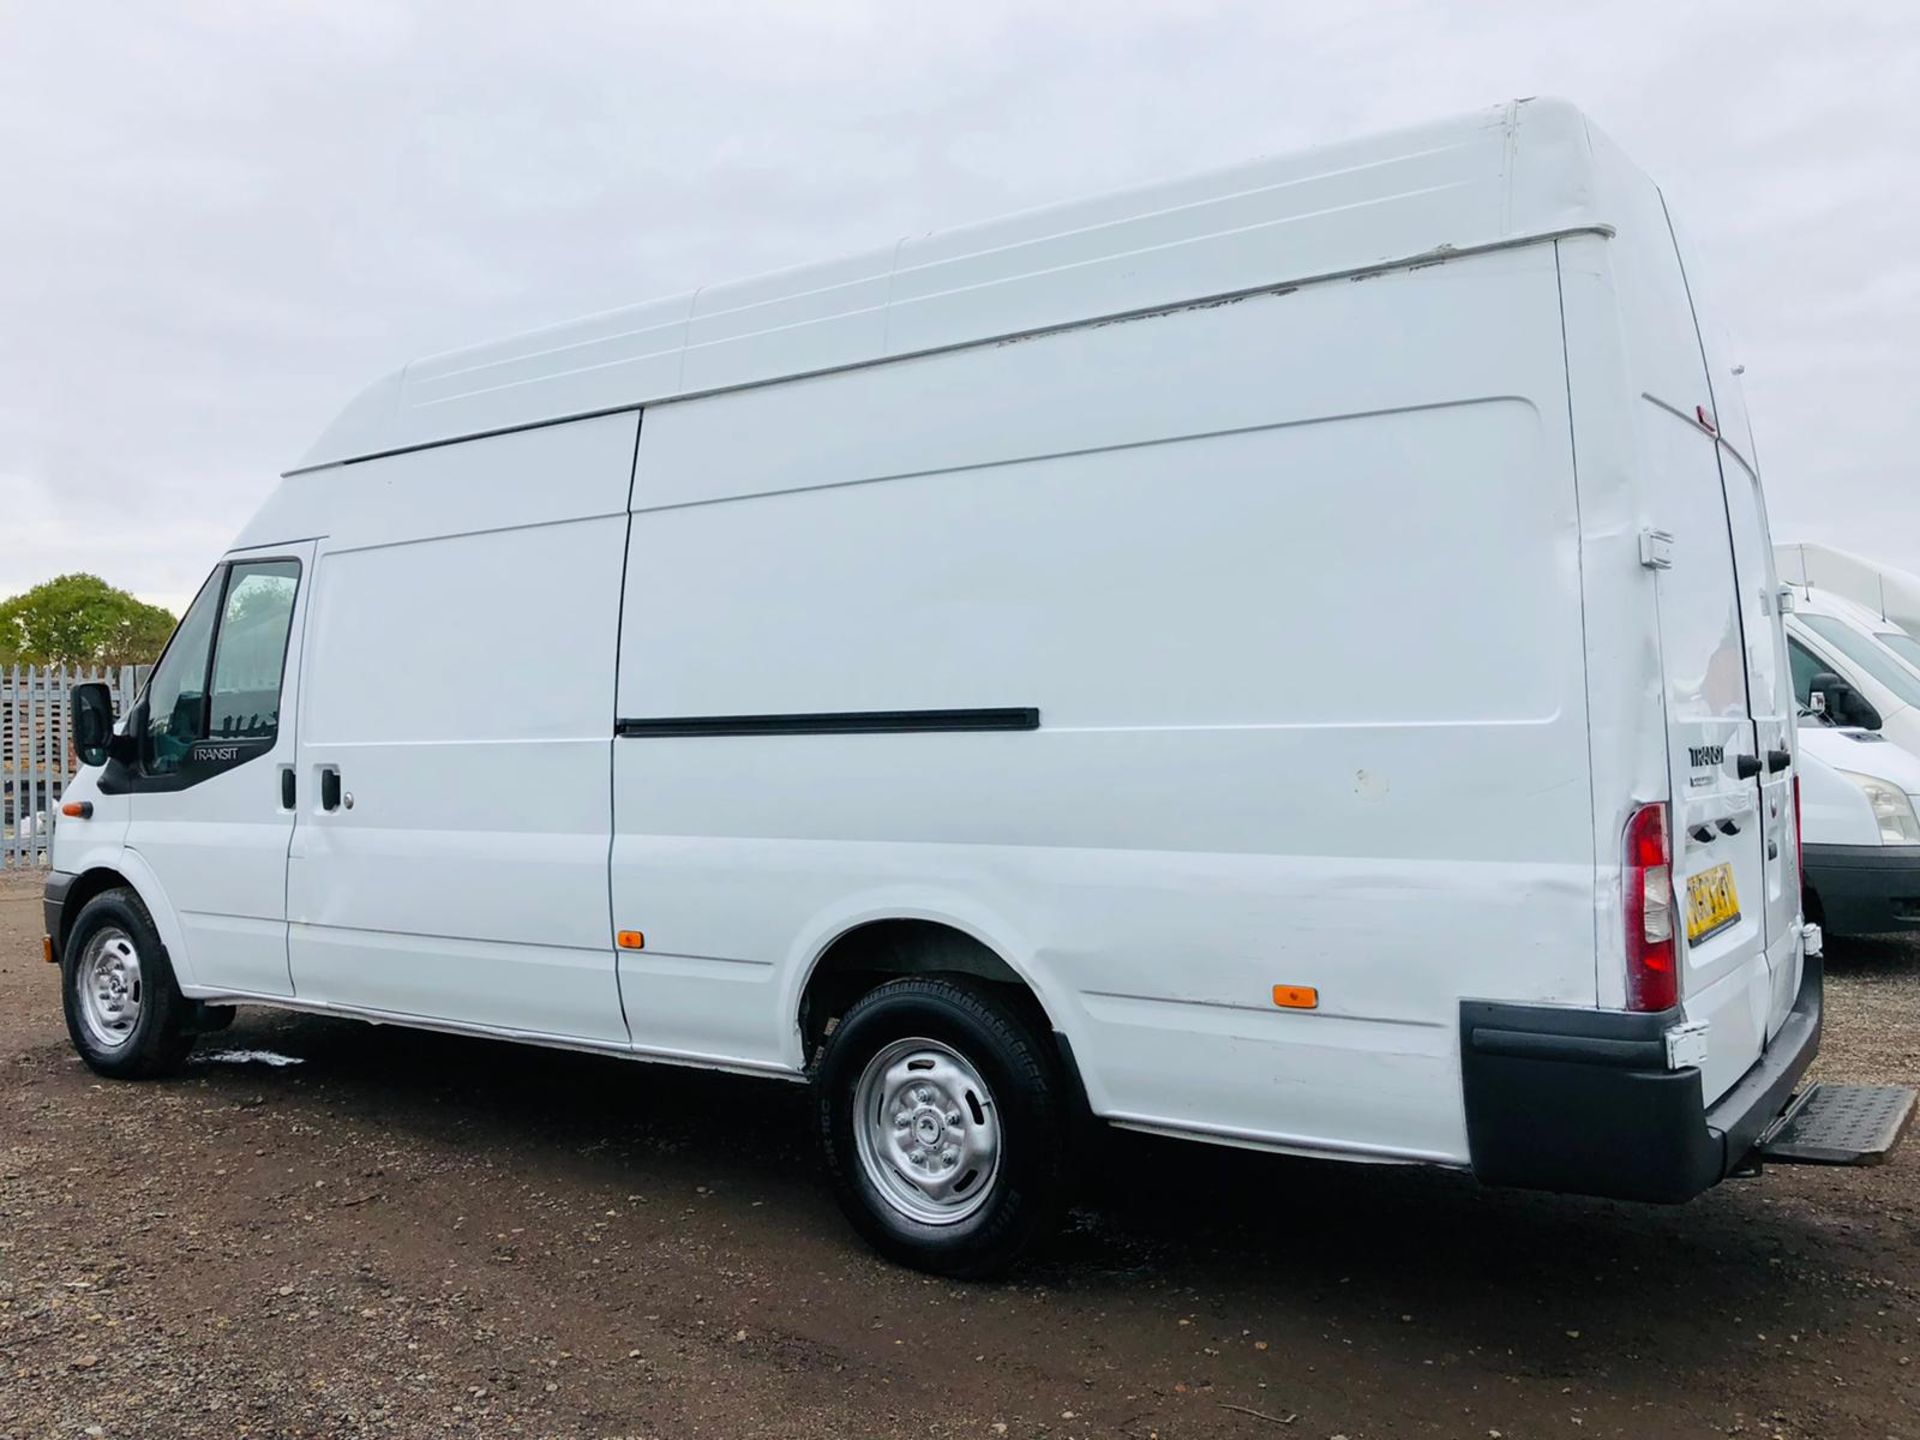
[3,1,1916,613]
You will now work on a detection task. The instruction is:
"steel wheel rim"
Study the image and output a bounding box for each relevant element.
[852,1036,1001,1226]
[77,926,143,1051]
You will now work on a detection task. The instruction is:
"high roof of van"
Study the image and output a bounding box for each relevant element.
[295,97,1638,473]
[1788,581,1893,630]
[1777,540,1920,637]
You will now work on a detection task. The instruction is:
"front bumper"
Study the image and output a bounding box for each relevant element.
[42,870,75,963]
[1803,842,1920,935]
[1460,951,1822,1203]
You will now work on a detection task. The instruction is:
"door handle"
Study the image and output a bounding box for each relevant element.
[1766,748,1792,774]
[280,768,296,809]
[320,767,341,812]
[1735,754,1762,780]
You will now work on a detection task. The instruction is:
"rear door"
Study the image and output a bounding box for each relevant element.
[1665,196,1802,1036]
[1646,404,1772,1092]
[1715,447,1800,1034]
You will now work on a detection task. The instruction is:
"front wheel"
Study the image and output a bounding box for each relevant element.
[61,887,195,1079]
[815,977,1072,1277]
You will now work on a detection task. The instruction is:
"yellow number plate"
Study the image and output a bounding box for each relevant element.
[1685,862,1741,944]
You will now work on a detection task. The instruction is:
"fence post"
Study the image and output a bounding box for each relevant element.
[29,663,40,866]
[3,663,12,868]
[35,665,48,865]
[28,664,41,865]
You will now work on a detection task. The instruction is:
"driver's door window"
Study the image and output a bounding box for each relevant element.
[141,569,224,775]
[208,561,301,742]
[1787,638,1824,710]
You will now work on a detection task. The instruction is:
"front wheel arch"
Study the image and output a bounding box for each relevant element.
[55,866,138,959]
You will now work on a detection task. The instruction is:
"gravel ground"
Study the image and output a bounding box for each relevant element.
[2,869,1917,1439]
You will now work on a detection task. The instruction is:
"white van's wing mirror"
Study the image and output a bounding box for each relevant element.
[70,683,116,768]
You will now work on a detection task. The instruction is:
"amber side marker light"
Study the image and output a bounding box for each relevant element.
[61,801,92,819]
[616,930,645,950]
[1272,984,1319,1010]
[43,936,55,965]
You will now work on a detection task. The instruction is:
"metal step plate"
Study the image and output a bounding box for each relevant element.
[1757,1082,1918,1166]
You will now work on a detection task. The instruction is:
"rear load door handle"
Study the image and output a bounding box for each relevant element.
[1736,754,1763,780]
[319,767,342,812]
[280,768,295,809]
[1767,749,1792,774]
[1690,825,1717,844]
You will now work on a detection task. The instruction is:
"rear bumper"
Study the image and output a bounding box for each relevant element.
[1460,951,1822,1203]
[42,870,75,963]
[1803,842,1920,935]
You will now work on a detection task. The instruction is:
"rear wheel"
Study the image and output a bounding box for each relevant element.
[816,976,1071,1277]
[61,888,195,1079]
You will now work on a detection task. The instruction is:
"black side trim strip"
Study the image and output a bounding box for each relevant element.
[616,707,1039,738]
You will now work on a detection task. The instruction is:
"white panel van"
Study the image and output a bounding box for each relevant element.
[1797,724,1920,936]
[1785,583,1920,756]
[44,100,1911,1275]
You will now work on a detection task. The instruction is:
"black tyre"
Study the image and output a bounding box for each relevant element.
[61,887,195,1079]
[816,976,1072,1277]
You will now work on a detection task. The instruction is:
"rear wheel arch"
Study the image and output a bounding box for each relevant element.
[797,917,1061,1061]
[796,916,1097,1145]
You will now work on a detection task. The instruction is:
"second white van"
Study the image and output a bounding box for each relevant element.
[44,100,1912,1274]
[1786,584,1920,756]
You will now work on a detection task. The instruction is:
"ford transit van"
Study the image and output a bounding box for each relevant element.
[44,100,1911,1274]
[1797,725,1920,936]
[1786,584,1920,755]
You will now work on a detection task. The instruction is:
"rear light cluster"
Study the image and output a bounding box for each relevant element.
[1624,801,1677,1012]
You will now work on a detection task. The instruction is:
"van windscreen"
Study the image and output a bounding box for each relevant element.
[1876,630,1920,672]
[1802,614,1920,707]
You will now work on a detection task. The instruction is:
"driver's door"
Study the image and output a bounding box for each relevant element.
[121,544,313,996]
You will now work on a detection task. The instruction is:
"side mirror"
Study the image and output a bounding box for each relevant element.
[70,682,116,768]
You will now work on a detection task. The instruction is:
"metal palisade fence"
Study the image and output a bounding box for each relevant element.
[1,665,147,868]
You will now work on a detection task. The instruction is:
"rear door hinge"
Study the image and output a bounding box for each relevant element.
[1664,1018,1711,1070]
[1640,528,1675,570]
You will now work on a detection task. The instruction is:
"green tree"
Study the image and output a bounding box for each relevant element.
[0,574,177,668]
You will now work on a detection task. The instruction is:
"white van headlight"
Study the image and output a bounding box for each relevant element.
[1838,770,1920,845]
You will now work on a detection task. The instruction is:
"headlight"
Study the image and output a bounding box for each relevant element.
[1837,770,1920,845]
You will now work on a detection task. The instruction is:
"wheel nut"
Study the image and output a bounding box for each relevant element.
[910,1151,926,1166]
[942,1148,958,1167]
[914,1087,931,1103]
[893,1112,910,1128]
[946,1112,962,1127]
